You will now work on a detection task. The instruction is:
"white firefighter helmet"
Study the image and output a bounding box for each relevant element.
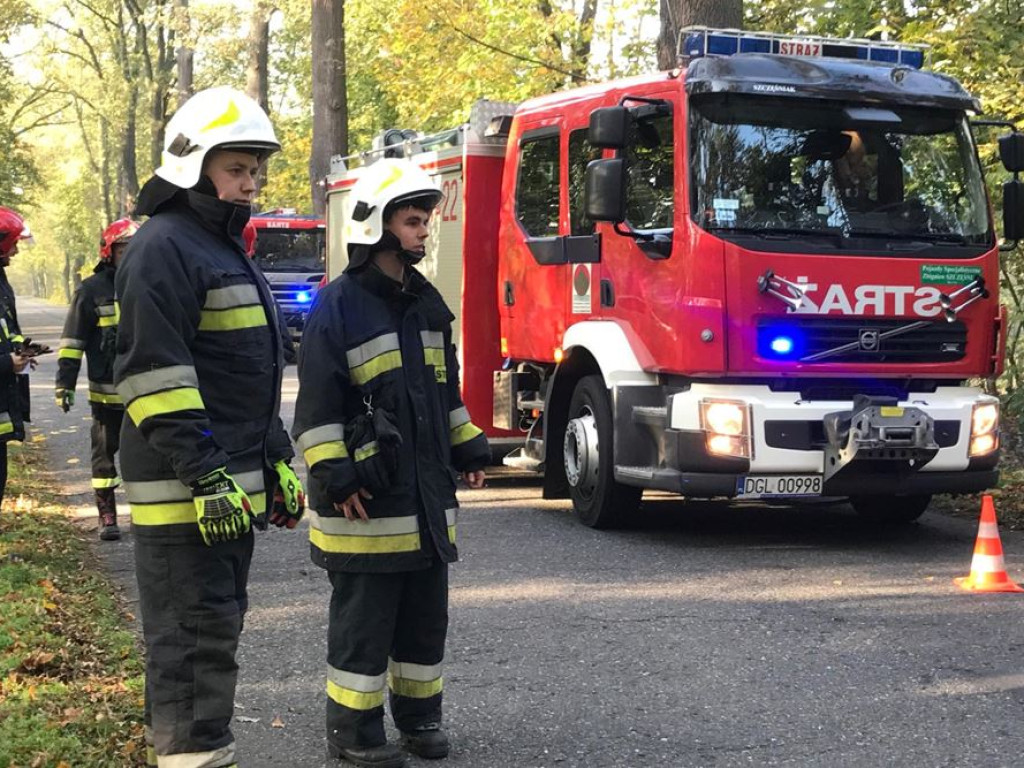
[345,158,443,246]
[155,86,280,189]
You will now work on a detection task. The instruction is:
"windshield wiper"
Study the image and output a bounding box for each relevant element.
[708,226,843,240]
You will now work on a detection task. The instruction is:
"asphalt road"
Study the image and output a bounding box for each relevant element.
[19,295,1024,768]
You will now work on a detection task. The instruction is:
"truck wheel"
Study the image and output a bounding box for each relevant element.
[849,494,932,525]
[564,375,642,528]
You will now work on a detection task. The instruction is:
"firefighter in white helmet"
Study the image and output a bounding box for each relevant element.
[294,158,490,767]
[114,86,305,768]
[56,218,139,541]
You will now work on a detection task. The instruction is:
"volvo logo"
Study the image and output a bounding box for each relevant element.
[858,329,880,351]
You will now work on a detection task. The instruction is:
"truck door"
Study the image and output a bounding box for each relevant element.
[566,126,603,320]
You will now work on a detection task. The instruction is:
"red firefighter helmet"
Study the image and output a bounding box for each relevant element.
[100,218,140,260]
[242,221,257,257]
[0,207,27,256]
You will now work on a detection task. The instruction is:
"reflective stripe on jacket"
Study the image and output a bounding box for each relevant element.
[294,266,489,573]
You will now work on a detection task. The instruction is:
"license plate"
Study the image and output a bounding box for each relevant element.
[735,475,822,499]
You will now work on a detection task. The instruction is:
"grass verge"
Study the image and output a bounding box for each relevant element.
[0,440,145,768]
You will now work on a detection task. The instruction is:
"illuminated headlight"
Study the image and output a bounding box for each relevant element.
[970,401,999,457]
[700,400,750,458]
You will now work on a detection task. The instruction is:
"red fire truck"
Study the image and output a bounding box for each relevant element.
[325,28,1024,528]
[250,210,326,337]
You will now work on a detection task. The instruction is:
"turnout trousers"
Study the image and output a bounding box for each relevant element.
[326,559,448,749]
[136,531,253,768]
[89,406,122,488]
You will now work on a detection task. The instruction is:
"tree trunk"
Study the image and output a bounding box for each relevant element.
[175,0,194,109]
[657,0,743,69]
[119,84,141,215]
[247,5,272,195]
[310,0,348,216]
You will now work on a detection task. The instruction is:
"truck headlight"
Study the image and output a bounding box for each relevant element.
[700,400,750,458]
[969,401,999,457]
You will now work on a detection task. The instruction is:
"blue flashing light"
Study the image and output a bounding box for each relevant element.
[769,336,795,356]
[680,26,927,70]
[296,291,312,303]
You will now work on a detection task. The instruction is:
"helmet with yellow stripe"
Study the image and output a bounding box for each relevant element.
[155,86,281,189]
[345,159,442,247]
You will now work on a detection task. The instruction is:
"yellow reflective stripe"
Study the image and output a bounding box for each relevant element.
[97,315,118,327]
[353,441,379,463]
[388,675,443,699]
[0,421,13,436]
[446,508,456,543]
[88,391,123,405]
[145,745,157,767]
[91,477,120,489]
[451,420,484,447]
[423,347,445,367]
[130,501,195,526]
[310,527,420,554]
[126,387,204,425]
[58,348,84,360]
[9,334,24,344]
[202,99,240,132]
[448,524,456,544]
[305,441,348,467]
[327,679,385,710]
[198,306,267,332]
[349,350,402,386]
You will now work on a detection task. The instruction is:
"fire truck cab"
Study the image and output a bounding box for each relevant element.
[326,28,1024,529]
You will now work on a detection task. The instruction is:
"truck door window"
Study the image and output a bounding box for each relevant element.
[625,113,675,231]
[516,133,561,238]
[569,129,601,236]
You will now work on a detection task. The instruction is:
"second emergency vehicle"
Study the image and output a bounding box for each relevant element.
[249,210,325,337]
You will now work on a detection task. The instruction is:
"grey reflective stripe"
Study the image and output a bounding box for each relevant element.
[308,510,419,537]
[328,665,386,692]
[125,469,265,503]
[117,365,199,403]
[96,304,117,317]
[296,423,346,453]
[346,332,400,368]
[449,406,471,429]
[388,659,442,682]
[420,330,444,349]
[88,381,118,394]
[59,337,86,350]
[204,284,261,310]
[445,508,456,527]
[0,412,11,426]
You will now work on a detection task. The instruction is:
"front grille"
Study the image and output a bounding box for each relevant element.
[765,419,960,451]
[758,318,967,364]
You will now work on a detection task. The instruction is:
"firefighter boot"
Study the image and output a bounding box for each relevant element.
[400,724,449,759]
[96,488,121,541]
[327,742,406,768]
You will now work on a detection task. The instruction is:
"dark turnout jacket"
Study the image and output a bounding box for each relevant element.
[114,188,293,541]
[56,265,122,409]
[0,267,25,441]
[293,265,489,573]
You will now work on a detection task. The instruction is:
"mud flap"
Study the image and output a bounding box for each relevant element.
[823,394,939,484]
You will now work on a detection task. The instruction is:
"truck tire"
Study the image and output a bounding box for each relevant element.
[849,494,931,525]
[564,375,642,528]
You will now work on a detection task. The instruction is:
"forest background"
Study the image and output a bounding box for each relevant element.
[1,0,1024,405]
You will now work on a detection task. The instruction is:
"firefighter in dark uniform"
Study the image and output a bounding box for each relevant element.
[294,158,490,767]
[0,206,33,508]
[114,86,305,768]
[56,218,139,540]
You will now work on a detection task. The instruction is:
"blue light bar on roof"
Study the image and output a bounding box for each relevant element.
[679,27,927,70]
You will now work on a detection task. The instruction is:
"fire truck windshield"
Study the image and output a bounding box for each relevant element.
[252,230,326,272]
[689,96,991,249]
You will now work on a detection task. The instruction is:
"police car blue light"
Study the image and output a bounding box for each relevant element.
[296,291,312,303]
[679,26,927,70]
[769,335,795,356]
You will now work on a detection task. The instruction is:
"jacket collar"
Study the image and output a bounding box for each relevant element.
[185,189,251,248]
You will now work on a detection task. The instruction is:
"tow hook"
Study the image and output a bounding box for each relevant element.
[822,395,939,483]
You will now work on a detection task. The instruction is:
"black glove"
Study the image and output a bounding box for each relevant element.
[345,406,402,492]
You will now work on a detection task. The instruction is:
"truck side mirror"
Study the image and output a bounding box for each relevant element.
[589,108,629,149]
[1004,180,1024,241]
[585,158,627,223]
[999,132,1024,173]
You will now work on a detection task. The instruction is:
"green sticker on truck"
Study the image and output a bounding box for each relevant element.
[920,264,983,285]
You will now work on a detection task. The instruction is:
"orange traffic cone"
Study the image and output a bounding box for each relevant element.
[955,495,1024,593]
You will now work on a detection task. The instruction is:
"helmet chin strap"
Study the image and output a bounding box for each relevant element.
[373,230,424,265]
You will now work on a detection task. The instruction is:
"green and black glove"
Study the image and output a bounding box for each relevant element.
[269,460,305,529]
[55,388,74,413]
[190,468,253,546]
